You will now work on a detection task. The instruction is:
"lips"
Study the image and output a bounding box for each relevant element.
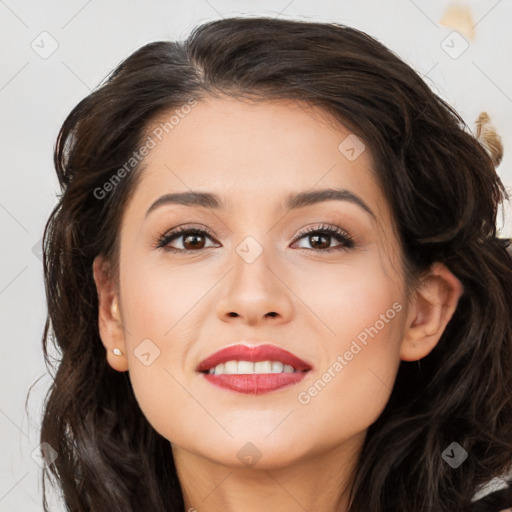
[197,344,312,395]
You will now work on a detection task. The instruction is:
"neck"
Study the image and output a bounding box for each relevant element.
[172,432,364,512]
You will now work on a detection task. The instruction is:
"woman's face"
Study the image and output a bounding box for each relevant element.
[111,96,411,468]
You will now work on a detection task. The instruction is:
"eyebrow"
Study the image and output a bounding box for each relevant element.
[145,188,376,219]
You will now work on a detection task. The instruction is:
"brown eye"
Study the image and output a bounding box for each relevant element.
[182,233,206,250]
[292,224,355,253]
[156,227,218,252]
[307,233,331,250]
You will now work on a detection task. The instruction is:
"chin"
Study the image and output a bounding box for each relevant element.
[206,445,308,471]
[173,431,313,470]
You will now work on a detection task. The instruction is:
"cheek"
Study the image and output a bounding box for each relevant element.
[117,261,213,440]
[295,255,405,433]
[297,318,403,425]
[120,258,214,360]
[293,321,404,453]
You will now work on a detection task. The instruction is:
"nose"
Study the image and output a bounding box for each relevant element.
[216,243,294,326]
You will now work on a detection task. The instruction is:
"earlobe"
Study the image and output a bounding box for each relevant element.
[400,262,464,361]
[92,256,129,372]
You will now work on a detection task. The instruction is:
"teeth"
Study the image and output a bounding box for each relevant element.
[208,360,298,375]
[237,360,254,374]
[255,361,272,373]
[271,361,283,373]
[212,363,224,374]
[224,360,238,373]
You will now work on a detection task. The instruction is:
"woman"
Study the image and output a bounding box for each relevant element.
[39,16,512,511]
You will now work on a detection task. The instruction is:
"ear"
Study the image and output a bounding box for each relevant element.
[92,255,128,372]
[400,262,464,361]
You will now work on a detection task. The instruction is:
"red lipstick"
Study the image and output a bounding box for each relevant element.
[197,344,312,395]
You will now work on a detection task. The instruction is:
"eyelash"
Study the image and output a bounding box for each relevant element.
[154,223,356,254]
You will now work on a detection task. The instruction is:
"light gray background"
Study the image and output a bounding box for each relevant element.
[1,0,511,510]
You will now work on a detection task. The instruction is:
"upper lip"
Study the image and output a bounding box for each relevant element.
[197,344,312,372]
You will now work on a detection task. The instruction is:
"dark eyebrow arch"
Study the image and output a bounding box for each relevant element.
[145,188,376,220]
[284,188,375,219]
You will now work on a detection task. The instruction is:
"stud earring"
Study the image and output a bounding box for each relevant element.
[112,348,123,356]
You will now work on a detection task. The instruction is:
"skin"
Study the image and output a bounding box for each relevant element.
[93,96,463,512]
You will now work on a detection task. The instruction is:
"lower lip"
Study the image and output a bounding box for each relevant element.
[202,372,309,395]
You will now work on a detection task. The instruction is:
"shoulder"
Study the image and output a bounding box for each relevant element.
[471,479,512,512]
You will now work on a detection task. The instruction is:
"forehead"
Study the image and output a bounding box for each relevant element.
[133,96,386,219]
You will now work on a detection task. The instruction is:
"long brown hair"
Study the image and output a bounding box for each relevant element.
[39,17,512,511]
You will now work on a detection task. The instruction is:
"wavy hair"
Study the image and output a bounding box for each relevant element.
[39,16,512,511]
